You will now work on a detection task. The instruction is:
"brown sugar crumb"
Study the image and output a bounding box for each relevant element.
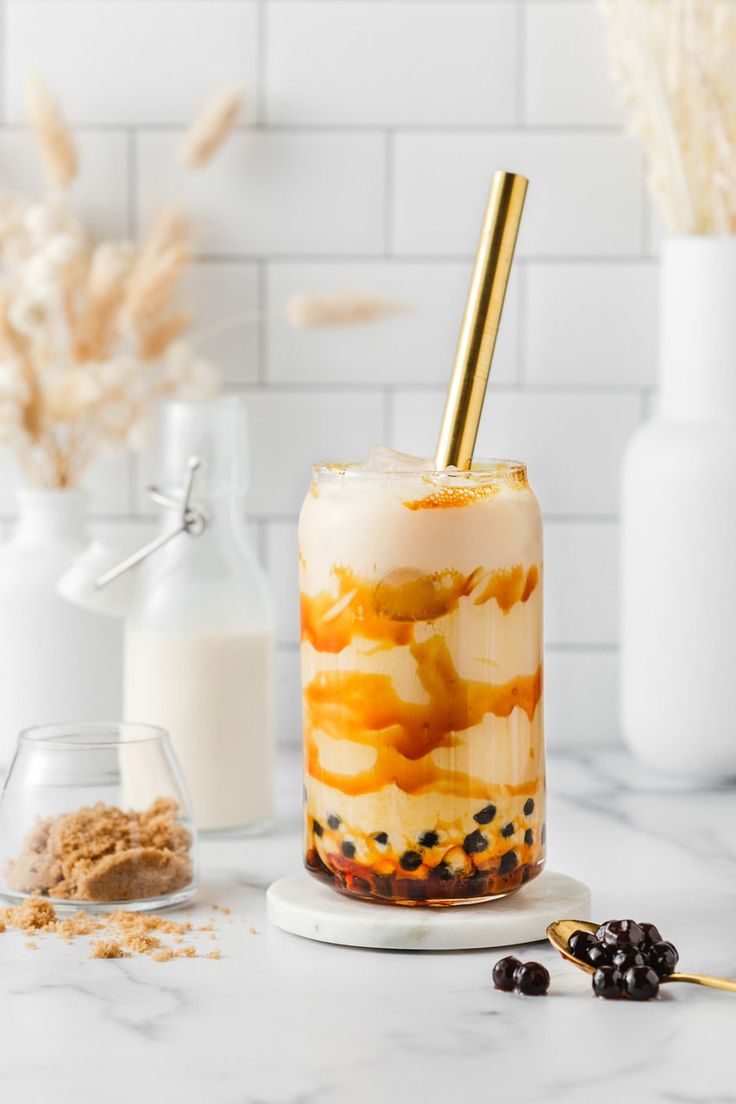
[5,798,193,904]
[108,910,192,937]
[122,933,163,954]
[25,940,38,950]
[0,897,58,932]
[56,911,104,937]
[249,927,257,935]
[3,894,214,962]
[205,949,221,960]
[0,921,6,933]
[90,940,130,959]
[198,920,214,932]
[151,947,174,963]
[219,905,231,915]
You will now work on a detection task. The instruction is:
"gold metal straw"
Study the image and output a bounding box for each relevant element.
[434,171,528,470]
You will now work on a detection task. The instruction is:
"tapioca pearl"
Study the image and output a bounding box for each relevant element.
[327,814,341,830]
[312,819,324,837]
[432,861,454,880]
[500,822,514,838]
[523,798,535,817]
[499,850,518,873]
[463,829,489,855]
[418,830,439,848]
[372,831,389,846]
[399,850,423,871]
[541,823,547,845]
[341,841,356,859]
[473,804,496,825]
[524,828,534,846]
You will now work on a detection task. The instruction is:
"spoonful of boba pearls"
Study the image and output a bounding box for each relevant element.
[492,917,736,1000]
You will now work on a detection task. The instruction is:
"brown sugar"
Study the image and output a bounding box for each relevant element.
[151,947,174,962]
[0,897,223,962]
[5,797,193,903]
[56,912,105,937]
[90,940,129,959]
[0,897,58,931]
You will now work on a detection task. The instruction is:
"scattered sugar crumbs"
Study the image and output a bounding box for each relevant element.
[90,940,129,960]
[0,898,233,963]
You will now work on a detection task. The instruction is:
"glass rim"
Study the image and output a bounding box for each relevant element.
[18,721,170,750]
[312,458,528,481]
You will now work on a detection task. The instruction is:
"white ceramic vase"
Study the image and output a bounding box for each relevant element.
[620,236,736,778]
[0,489,122,769]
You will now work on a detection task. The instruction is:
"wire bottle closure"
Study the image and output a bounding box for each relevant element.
[95,456,207,589]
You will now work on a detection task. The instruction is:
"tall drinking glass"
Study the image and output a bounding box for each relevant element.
[299,460,545,906]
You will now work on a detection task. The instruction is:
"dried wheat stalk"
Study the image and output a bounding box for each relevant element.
[0,77,404,488]
[25,75,78,190]
[600,0,736,234]
[178,84,243,169]
[285,292,409,328]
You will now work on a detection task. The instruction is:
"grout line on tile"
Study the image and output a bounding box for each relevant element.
[126,128,137,237]
[256,0,267,127]
[256,259,268,385]
[382,389,393,447]
[516,0,526,126]
[191,252,659,266]
[515,260,527,385]
[383,129,394,256]
[0,1,6,124]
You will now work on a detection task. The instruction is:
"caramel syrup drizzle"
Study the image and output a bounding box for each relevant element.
[301,563,542,800]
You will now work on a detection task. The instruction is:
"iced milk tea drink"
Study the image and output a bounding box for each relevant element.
[299,457,545,905]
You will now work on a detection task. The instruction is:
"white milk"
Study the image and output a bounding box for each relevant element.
[124,627,275,832]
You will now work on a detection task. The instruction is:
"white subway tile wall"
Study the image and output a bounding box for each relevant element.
[0,0,656,747]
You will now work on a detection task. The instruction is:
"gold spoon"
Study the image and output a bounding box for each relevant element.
[547,919,736,993]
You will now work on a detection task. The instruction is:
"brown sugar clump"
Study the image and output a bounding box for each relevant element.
[151,947,174,962]
[205,948,221,960]
[0,897,58,931]
[5,798,193,903]
[175,944,196,958]
[56,912,104,938]
[90,940,129,959]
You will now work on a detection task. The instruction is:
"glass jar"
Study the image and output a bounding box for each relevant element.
[124,397,275,836]
[0,722,197,912]
[299,460,545,905]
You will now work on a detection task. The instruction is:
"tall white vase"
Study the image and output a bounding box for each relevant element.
[0,489,122,768]
[621,236,736,777]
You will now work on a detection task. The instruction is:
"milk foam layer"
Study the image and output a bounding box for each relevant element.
[300,459,546,904]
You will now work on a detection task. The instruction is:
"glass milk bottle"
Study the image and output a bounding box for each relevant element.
[124,397,275,835]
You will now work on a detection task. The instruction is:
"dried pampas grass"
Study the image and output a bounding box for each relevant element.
[178,84,243,169]
[285,292,409,329]
[25,75,78,190]
[600,0,736,234]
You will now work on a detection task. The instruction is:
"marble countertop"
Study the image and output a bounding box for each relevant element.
[1,747,734,1104]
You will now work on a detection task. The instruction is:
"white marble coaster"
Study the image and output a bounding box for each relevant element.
[267,870,591,951]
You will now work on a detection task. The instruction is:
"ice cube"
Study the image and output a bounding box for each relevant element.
[364,445,430,473]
